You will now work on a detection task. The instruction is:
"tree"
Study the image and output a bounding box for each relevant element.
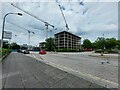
[93,37,118,50]
[92,42,97,49]
[94,37,105,49]
[3,42,9,49]
[45,38,55,51]
[11,42,20,49]
[117,40,120,50]
[105,38,117,49]
[82,39,92,49]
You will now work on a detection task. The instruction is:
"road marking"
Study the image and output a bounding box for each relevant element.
[46,61,118,88]
[1,72,20,79]
[27,53,118,88]
[31,53,36,58]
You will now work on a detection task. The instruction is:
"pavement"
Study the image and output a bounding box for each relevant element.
[2,52,108,89]
[26,51,118,88]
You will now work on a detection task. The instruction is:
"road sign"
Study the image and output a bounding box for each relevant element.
[3,31,12,39]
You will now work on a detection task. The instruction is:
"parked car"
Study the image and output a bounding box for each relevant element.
[24,50,30,54]
[39,50,46,54]
[17,49,22,53]
[21,49,25,53]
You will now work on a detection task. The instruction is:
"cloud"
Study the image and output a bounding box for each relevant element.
[0,1,118,46]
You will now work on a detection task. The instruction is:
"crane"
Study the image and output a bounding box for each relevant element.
[8,22,34,45]
[11,3,56,39]
[58,4,69,31]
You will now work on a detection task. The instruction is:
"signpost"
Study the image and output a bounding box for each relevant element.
[3,31,12,52]
[3,31,12,39]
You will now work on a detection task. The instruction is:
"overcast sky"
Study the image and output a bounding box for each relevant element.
[0,0,119,46]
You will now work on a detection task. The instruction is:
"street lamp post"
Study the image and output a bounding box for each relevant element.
[103,34,105,50]
[1,13,22,57]
[101,34,105,56]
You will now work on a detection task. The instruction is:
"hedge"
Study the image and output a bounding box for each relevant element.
[55,48,80,52]
[95,49,118,54]
[0,48,11,58]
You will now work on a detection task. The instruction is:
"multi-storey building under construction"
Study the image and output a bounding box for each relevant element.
[54,31,81,51]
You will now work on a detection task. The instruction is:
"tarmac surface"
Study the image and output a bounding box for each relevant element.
[26,51,118,88]
[2,52,109,89]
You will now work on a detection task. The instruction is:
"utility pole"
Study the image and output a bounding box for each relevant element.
[45,23,48,40]
[28,30,30,45]
[101,34,105,56]
[103,34,105,50]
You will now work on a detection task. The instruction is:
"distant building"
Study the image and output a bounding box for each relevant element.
[54,31,81,51]
[39,42,46,50]
[20,44,27,50]
[20,44,34,50]
[27,45,34,51]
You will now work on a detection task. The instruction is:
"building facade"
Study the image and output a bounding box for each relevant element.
[39,42,46,50]
[54,31,81,51]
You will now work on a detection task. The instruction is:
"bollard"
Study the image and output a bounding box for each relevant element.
[101,52,103,56]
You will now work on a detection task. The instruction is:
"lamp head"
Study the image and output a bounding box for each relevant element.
[17,13,22,16]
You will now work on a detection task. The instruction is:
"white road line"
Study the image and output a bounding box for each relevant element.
[1,72,20,79]
[26,53,118,88]
[46,61,118,88]
[31,53,36,58]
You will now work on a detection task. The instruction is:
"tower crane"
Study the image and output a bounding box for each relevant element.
[58,4,69,31]
[11,3,56,39]
[8,22,34,45]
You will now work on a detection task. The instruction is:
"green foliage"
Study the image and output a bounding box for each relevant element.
[95,49,103,53]
[0,48,11,58]
[93,37,118,50]
[3,42,9,49]
[82,37,119,53]
[109,49,118,53]
[105,38,117,49]
[45,38,55,51]
[94,37,105,49]
[56,48,79,52]
[95,49,118,54]
[11,42,20,49]
[82,39,92,49]
[92,42,97,49]
[117,40,120,50]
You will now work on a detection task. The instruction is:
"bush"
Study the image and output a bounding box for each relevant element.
[0,48,11,58]
[95,49,118,54]
[95,49,103,53]
[56,48,79,52]
[108,49,118,53]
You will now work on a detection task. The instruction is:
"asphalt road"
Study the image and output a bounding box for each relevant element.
[2,52,107,89]
[27,52,118,88]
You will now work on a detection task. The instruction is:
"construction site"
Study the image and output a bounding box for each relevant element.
[54,4,81,51]
[45,4,82,51]
[1,1,118,89]
[55,31,81,51]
